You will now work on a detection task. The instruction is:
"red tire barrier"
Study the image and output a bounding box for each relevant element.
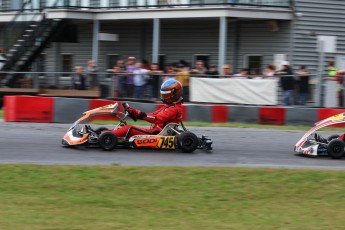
[211,105,228,123]
[4,96,54,123]
[259,106,286,125]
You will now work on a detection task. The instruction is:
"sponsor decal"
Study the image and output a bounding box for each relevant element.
[101,104,116,109]
[330,113,344,121]
[157,136,175,149]
[136,138,158,145]
[133,137,159,148]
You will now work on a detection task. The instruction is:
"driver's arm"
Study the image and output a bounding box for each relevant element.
[143,106,178,125]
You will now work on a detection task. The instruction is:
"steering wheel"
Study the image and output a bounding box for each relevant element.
[122,102,137,121]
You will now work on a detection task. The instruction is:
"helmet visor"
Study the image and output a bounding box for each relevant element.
[160,90,172,100]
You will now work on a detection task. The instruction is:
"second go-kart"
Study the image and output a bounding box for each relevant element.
[62,102,213,153]
[294,113,345,159]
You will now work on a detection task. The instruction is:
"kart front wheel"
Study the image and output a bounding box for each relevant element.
[98,132,118,151]
[177,131,199,153]
[327,139,345,159]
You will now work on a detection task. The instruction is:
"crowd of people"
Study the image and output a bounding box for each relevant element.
[109,57,311,105]
[71,57,345,106]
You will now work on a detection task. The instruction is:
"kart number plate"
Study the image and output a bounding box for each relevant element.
[157,136,175,149]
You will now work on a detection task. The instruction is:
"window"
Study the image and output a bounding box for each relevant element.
[245,55,262,74]
[53,24,78,43]
[128,0,137,6]
[106,54,120,70]
[61,54,73,76]
[90,0,100,7]
[109,0,120,7]
[76,0,82,6]
[193,54,209,68]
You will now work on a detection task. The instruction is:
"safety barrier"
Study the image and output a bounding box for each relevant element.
[4,95,54,122]
[3,95,345,127]
[259,106,285,125]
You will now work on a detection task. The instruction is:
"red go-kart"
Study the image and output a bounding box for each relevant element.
[62,102,213,153]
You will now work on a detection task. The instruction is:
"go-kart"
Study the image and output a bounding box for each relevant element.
[62,102,213,153]
[294,113,345,159]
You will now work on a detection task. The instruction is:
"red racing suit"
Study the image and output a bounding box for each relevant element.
[111,100,183,138]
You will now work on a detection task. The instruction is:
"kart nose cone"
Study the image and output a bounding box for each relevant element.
[61,139,69,146]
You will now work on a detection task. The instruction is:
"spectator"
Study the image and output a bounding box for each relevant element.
[337,69,345,107]
[133,62,151,99]
[175,64,190,101]
[327,60,337,79]
[221,64,232,78]
[263,64,276,79]
[150,63,164,100]
[326,60,343,106]
[233,68,249,79]
[142,59,151,70]
[112,59,126,97]
[85,59,99,90]
[249,68,260,79]
[295,65,310,105]
[72,66,86,90]
[125,57,137,98]
[277,61,294,105]
[206,65,220,78]
[179,60,190,71]
[190,60,207,77]
[163,65,176,81]
[141,60,155,100]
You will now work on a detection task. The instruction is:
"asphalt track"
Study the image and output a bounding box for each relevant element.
[1,119,345,169]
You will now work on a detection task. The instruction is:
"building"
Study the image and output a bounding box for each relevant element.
[0,0,344,82]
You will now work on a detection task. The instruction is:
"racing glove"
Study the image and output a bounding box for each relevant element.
[126,106,147,120]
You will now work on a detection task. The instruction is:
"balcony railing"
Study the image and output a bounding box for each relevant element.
[0,0,291,12]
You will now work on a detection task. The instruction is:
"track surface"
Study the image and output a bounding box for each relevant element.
[1,120,345,169]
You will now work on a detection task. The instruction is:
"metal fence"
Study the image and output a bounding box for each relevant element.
[0,71,328,107]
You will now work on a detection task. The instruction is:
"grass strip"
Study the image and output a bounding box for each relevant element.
[91,119,345,131]
[0,165,345,229]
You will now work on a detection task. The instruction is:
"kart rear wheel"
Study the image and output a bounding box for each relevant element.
[98,132,118,151]
[177,131,199,153]
[327,139,345,159]
[327,134,340,141]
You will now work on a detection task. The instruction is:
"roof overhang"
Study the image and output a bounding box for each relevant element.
[0,7,292,23]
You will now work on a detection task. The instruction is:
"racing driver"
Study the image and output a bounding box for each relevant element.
[110,79,183,138]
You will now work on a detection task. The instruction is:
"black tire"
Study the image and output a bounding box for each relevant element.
[327,134,340,142]
[177,131,199,153]
[95,127,108,135]
[98,132,118,151]
[327,139,345,159]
